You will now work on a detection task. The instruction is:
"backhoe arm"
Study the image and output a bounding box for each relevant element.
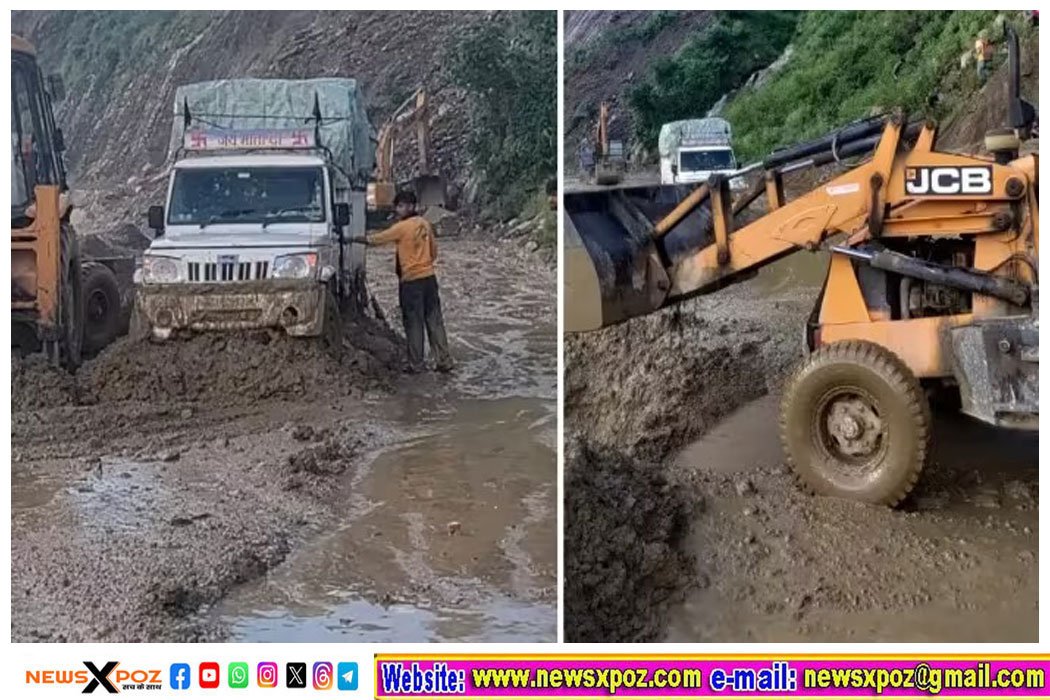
[564,115,1035,331]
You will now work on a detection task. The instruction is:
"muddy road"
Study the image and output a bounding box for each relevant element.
[12,235,556,642]
[666,395,1038,643]
[565,258,1038,643]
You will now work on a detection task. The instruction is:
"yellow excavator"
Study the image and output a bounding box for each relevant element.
[565,27,1038,506]
[594,101,626,185]
[369,88,448,214]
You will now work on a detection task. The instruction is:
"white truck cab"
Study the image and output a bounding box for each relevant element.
[659,118,745,191]
[136,129,366,339]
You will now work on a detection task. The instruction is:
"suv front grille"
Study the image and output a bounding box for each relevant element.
[186,260,269,282]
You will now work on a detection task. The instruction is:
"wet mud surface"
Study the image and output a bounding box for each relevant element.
[12,236,556,642]
[667,396,1038,643]
[565,261,1038,642]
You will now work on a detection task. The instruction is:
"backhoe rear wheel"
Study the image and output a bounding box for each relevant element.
[779,340,930,507]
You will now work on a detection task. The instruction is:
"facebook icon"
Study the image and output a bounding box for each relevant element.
[170,663,191,690]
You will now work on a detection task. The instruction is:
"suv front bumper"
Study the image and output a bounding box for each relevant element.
[136,280,327,339]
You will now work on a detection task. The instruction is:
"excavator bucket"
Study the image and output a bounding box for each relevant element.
[593,160,624,186]
[594,141,626,185]
[413,174,449,209]
[563,183,714,331]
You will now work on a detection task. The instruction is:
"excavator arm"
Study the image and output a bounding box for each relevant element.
[372,89,447,211]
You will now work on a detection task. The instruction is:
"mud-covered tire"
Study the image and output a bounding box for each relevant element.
[779,340,931,507]
[81,262,122,355]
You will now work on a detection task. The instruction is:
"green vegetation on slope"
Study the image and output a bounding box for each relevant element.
[30,11,210,95]
[627,11,800,150]
[723,11,1002,159]
[451,11,557,220]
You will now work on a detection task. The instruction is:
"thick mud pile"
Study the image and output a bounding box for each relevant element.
[563,281,812,641]
[564,441,697,642]
[12,316,403,411]
[565,286,811,461]
[11,356,79,411]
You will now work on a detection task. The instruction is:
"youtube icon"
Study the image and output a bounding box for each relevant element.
[199,662,220,689]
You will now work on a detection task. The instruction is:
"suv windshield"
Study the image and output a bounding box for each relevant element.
[680,149,736,172]
[168,166,325,226]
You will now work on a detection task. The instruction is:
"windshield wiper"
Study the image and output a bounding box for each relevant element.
[198,208,259,229]
[261,207,318,228]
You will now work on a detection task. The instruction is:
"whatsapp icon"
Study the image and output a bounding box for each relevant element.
[228,662,249,689]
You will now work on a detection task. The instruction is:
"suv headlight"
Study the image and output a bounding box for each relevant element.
[141,255,182,284]
[272,253,318,279]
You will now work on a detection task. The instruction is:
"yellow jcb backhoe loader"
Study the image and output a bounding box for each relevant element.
[11,34,89,369]
[12,35,123,368]
[565,27,1038,506]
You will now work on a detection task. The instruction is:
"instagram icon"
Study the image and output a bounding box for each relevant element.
[257,662,278,688]
[313,662,333,690]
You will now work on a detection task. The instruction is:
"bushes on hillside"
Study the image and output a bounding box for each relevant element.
[451,11,557,219]
[627,11,799,151]
[723,11,1000,159]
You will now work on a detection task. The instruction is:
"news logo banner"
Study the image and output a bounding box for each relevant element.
[25,663,164,693]
[374,656,1050,698]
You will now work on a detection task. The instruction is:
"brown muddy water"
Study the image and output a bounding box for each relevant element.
[209,397,557,642]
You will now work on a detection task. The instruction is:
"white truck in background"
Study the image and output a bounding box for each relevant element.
[135,78,374,340]
[659,117,745,190]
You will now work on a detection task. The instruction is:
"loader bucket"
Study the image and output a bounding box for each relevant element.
[563,183,714,331]
[413,174,449,209]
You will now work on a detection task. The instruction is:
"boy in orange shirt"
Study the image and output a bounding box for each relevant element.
[353,191,453,373]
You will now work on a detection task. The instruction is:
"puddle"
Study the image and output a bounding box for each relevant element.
[210,397,557,642]
[674,395,781,474]
[218,593,551,643]
[12,457,162,532]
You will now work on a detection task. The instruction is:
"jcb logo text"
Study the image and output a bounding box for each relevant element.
[905,166,992,196]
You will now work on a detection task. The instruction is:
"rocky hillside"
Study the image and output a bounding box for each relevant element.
[12,11,500,251]
[564,11,715,152]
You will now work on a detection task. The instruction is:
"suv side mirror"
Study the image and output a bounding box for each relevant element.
[54,128,66,153]
[147,205,165,234]
[334,202,350,228]
[47,74,65,102]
